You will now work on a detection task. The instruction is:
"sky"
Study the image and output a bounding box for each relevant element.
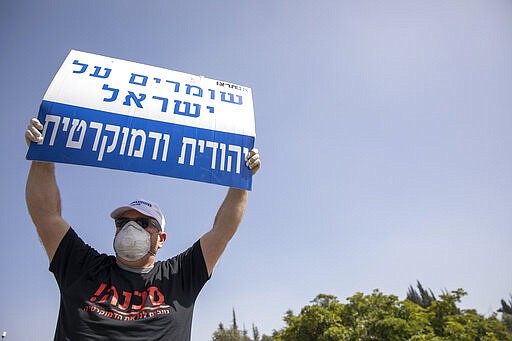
[1,0,511,339]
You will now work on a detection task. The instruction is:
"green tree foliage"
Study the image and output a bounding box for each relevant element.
[272,289,512,341]
[214,290,512,341]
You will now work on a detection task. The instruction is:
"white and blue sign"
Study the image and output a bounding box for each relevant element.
[26,50,256,190]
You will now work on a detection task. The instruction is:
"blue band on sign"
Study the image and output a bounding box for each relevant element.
[26,101,255,190]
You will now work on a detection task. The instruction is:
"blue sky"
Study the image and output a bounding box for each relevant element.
[1,1,511,339]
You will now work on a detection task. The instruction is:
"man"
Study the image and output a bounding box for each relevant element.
[25,117,261,340]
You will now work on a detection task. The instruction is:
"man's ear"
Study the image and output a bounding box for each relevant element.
[157,232,167,248]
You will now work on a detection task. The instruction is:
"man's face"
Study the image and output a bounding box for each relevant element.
[114,209,167,262]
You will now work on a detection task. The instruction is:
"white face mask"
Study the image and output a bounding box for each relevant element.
[113,221,151,261]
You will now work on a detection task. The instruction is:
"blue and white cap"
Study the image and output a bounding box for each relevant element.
[110,198,166,232]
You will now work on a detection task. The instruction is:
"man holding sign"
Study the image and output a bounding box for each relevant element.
[24,51,261,340]
[25,117,260,340]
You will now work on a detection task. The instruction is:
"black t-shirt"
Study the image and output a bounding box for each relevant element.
[49,228,210,340]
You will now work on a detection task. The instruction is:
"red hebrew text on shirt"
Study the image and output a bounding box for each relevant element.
[83,282,171,320]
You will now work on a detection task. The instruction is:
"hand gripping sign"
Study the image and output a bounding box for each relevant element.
[26,50,256,190]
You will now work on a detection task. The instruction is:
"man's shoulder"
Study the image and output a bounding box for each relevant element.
[153,240,202,271]
[53,227,114,266]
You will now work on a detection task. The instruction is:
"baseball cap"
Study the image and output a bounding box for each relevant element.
[110,198,166,232]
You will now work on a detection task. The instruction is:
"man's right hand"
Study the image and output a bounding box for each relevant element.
[25,118,43,146]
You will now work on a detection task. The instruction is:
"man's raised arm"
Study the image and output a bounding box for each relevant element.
[200,149,261,276]
[25,118,69,262]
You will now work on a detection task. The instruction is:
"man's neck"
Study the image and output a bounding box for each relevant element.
[115,255,155,273]
[116,259,154,273]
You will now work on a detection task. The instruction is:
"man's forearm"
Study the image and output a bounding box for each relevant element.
[212,188,248,241]
[200,187,249,275]
[200,147,259,275]
[26,161,62,225]
[26,160,70,263]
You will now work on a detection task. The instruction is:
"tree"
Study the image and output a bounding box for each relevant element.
[500,294,512,334]
[499,295,512,314]
[272,289,512,340]
[212,309,267,341]
[213,289,512,340]
[406,281,437,308]
[277,294,347,341]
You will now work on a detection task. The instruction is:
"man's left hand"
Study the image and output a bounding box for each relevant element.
[246,148,261,175]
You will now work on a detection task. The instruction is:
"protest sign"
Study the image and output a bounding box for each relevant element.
[26,50,256,190]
